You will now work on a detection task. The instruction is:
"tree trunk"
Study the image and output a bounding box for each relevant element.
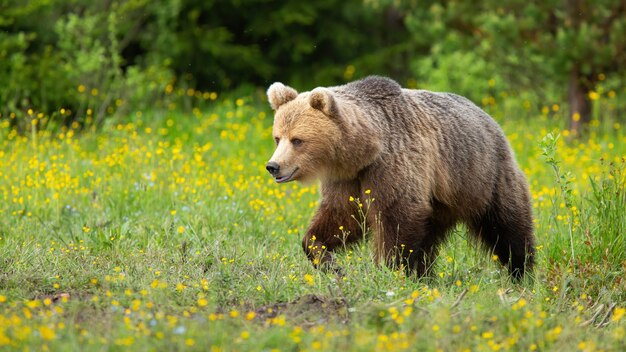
[568,68,591,135]
[565,0,592,135]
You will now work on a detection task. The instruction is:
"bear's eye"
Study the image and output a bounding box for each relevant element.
[291,138,303,146]
[274,137,280,145]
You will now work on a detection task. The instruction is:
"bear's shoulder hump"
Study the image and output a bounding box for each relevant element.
[342,76,402,101]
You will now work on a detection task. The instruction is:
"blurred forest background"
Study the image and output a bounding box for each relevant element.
[1,0,625,133]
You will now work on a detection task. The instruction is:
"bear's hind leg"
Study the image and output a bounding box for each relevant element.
[470,190,535,280]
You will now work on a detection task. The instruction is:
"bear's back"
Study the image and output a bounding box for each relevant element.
[407,89,503,134]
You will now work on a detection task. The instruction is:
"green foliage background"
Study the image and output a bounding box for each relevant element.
[1,0,625,128]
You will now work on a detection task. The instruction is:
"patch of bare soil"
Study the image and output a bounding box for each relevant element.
[254,294,350,327]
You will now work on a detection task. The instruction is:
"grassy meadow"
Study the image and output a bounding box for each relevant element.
[0,94,625,351]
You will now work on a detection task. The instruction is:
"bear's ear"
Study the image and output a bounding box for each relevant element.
[267,82,298,110]
[309,88,337,116]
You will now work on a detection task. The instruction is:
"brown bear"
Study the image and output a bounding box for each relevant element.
[265,76,535,280]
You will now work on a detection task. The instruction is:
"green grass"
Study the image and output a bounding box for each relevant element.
[0,98,625,351]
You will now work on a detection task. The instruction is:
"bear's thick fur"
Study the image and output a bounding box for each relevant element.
[266,76,535,279]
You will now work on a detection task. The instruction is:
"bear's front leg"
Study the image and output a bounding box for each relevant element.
[374,202,454,276]
[302,182,363,270]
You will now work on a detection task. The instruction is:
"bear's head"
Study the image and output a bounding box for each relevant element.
[265,82,382,183]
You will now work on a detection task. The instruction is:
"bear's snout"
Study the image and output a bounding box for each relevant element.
[266,161,280,176]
